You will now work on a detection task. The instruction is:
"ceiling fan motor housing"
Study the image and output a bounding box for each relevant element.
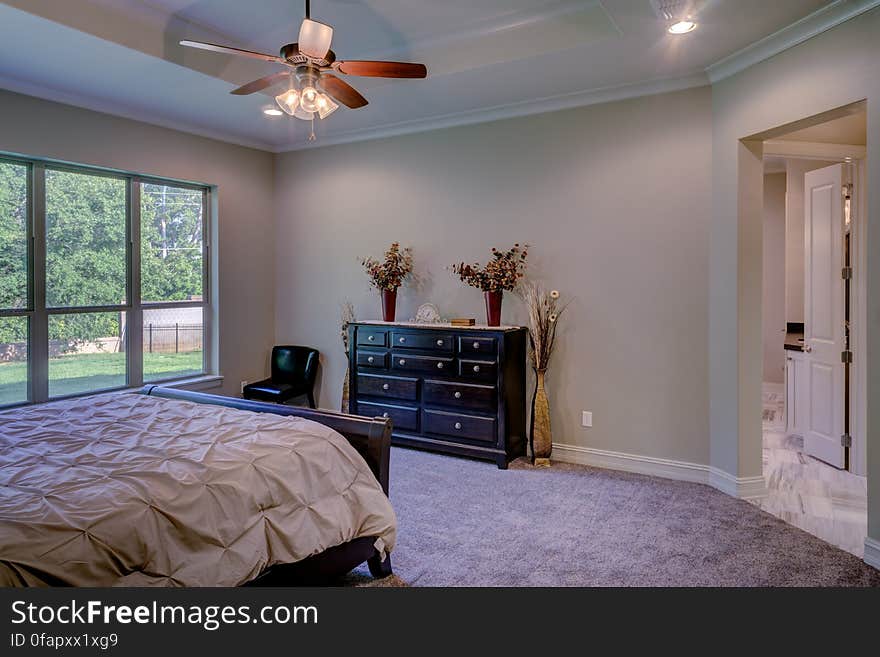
[280,43,335,67]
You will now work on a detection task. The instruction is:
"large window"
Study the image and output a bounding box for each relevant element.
[0,155,211,407]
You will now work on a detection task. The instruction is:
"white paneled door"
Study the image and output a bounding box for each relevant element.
[803,164,845,468]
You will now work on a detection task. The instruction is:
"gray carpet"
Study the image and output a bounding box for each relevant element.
[353,447,880,587]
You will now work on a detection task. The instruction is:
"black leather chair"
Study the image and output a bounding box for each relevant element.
[242,346,319,408]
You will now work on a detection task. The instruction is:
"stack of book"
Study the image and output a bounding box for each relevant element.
[450,318,476,327]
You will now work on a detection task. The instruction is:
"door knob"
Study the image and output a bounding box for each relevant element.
[437,362,444,369]
[367,356,374,364]
[382,383,390,390]
[454,391,461,399]
[436,339,444,346]
[473,342,480,350]
[368,335,375,341]
[399,359,406,366]
[399,337,406,344]
[382,412,389,418]
[454,422,462,430]
[804,345,813,353]
[473,365,481,373]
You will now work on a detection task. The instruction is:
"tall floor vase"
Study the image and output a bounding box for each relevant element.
[341,362,350,414]
[530,369,552,466]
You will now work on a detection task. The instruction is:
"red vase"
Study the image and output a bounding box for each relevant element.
[381,289,398,322]
[484,290,503,327]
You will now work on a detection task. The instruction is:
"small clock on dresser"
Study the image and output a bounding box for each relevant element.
[347,321,527,468]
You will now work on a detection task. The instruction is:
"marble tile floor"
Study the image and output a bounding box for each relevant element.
[758,383,867,557]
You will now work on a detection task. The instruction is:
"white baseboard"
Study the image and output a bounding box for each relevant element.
[551,443,767,501]
[864,537,880,570]
[708,468,768,501]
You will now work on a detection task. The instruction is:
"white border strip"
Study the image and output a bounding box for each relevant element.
[864,537,880,570]
[551,442,767,500]
[706,0,880,83]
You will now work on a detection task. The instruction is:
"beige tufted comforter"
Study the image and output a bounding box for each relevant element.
[0,393,396,587]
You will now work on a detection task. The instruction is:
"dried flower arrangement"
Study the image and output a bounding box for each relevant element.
[520,283,568,372]
[360,242,414,291]
[519,282,569,465]
[340,301,356,354]
[340,301,356,413]
[450,244,528,292]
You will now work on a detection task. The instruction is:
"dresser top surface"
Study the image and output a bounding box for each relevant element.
[352,320,525,332]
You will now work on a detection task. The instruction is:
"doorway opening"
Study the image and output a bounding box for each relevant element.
[759,101,867,556]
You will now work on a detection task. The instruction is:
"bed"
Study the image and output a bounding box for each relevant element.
[0,386,396,587]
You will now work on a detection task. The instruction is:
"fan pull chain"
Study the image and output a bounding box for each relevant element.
[309,115,316,141]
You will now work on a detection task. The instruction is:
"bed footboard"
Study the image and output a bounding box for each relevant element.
[140,386,392,495]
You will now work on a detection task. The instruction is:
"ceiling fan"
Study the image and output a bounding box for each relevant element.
[180,0,427,130]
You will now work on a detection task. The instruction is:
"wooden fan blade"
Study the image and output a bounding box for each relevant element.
[334,61,427,78]
[320,75,368,108]
[180,40,284,64]
[231,72,290,96]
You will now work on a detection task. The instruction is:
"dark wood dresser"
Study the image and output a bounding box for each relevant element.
[348,321,527,468]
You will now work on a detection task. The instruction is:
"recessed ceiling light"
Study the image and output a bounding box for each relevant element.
[668,20,697,34]
[263,108,283,116]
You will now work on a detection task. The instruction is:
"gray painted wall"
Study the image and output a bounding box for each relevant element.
[762,172,786,384]
[709,7,880,540]
[0,89,276,398]
[275,86,713,466]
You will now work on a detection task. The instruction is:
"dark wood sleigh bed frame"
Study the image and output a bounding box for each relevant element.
[140,385,394,585]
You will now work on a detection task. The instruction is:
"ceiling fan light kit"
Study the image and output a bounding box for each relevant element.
[179,0,427,138]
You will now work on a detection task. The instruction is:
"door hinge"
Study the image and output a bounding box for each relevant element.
[842,266,852,280]
[841,433,852,448]
[841,350,853,364]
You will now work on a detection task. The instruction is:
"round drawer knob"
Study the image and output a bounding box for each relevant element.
[454,391,462,399]
[473,342,480,350]
[382,383,390,391]
[399,337,406,344]
[382,412,389,418]
[367,356,374,364]
[399,359,406,366]
[473,365,481,373]
[368,335,375,341]
[437,362,444,369]
[436,339,444,346]
[454,422,462,430]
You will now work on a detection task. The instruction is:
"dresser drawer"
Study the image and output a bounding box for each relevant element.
[423,409,496,443]
[391,331,454,353]
[458,359,497,382]
[357,350,388,369]
[357,327,388,347]
[423,379,496,413]
[356,373,418,401]
[357,401,419,432]
[459,336,497,356]
[392,352,455,375]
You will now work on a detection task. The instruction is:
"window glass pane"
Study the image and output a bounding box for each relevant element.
[48,312,125,397]
[0,316,28,405]
[141,184,203,304]
[46,169,126,308]
[0,161,28,310]
[143,307,204,382]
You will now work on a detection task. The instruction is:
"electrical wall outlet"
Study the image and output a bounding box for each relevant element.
[581,411,593,428]
[240,380,248,394]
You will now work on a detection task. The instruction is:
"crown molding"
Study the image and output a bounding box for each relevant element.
[0,73,275,153]
[278,72,708,152]
[706,0,880,83]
